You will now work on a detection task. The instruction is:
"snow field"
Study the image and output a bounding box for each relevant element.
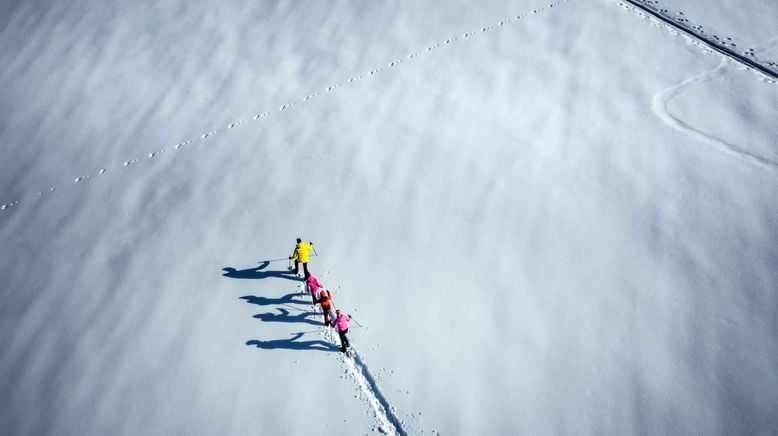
[1,0,778,434]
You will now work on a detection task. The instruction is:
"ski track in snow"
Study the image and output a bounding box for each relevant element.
[1,1,573,214]
[614,0,778,82]
[652,60,778,170]
[615,0,778,170]
[294,279,408,435]
[342,348,408,436]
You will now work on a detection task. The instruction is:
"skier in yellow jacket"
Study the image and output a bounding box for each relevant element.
[289,238,314,276]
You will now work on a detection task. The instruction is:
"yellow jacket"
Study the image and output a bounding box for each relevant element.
[291,242,313,263]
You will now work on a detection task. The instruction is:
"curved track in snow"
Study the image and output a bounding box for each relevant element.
[651,63,778,169]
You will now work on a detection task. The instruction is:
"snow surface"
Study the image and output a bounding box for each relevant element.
[1,0,777,434]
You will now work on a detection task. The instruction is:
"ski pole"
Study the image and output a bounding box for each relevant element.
[279,303,307,312]
[293,327,329,335]
[258,257,290,263]
[350,317,363,328]
[312,243,318,257]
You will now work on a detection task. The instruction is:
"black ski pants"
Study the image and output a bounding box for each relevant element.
[293,260,309,276]
[337,328,350,352]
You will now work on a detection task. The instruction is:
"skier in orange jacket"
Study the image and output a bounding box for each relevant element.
[314,289,334,325]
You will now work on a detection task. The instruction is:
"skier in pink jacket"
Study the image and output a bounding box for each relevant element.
[331,309,352,353]
[304,272,322,305]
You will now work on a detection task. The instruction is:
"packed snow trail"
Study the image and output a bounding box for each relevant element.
[300,281,408,435]
[619,0,778,81]
[652,61,778,170]
[339,342,408,436]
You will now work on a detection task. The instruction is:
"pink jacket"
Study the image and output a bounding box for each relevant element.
[331,313,351,331]
[306,275,322,295]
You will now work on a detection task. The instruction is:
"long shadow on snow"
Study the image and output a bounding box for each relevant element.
[240,292,310,307]
[253,308,322,326]
[222,260,300,281]
[246,332,338,352]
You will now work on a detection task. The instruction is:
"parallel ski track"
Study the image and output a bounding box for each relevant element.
[621,0,778,81]
[303,282,407,436]
[342,346,408,436]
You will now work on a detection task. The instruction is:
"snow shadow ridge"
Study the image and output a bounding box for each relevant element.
[246,332,338,352]
[222,260,300,281]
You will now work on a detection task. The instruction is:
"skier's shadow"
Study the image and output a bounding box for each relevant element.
[240,292,310,307]
[222,260,299,281]
[253,308,322,326]
[246,333,338,352]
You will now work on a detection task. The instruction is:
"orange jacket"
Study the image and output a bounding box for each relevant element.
[317,290,332,310]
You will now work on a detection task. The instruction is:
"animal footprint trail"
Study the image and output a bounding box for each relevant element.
[1,0,574,215]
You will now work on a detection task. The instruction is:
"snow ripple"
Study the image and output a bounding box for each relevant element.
[1,0,573,214]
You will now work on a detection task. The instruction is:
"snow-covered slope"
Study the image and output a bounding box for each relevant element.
[2,0,777,435]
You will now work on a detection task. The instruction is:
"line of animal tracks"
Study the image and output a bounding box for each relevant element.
[1,1,573,214]
[6,0,773,214]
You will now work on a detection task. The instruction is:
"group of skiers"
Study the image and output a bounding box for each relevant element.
[289,238,353,353]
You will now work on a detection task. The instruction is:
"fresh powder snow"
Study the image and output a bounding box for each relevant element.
[1,0,777,435]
